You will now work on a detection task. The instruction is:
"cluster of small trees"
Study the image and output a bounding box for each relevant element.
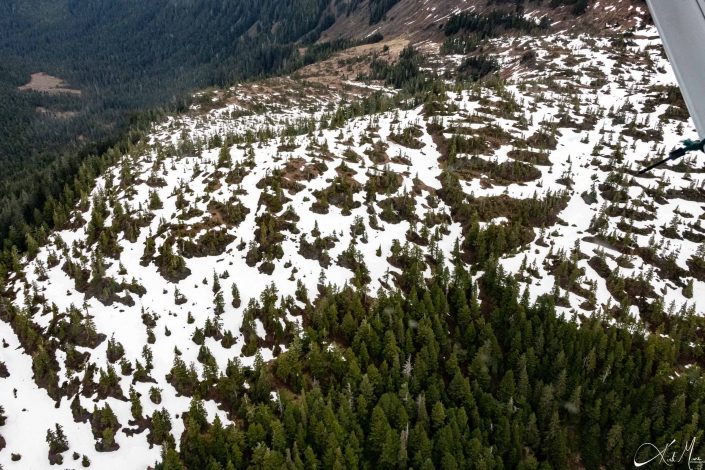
[46,424,69,464]
[369,46,427,91]
[444,10,549,38]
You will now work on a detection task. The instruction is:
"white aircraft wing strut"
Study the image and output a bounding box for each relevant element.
[647,0,705,138]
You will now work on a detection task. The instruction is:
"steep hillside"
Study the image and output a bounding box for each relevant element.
[321,0,650,42]
[2,2,705,469]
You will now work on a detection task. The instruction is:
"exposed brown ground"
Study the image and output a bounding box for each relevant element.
[200,77,341,112]
[293,37,409,88]
[18,72,81,95]
[194,40,410,114]
[35,106,78,119]
[320,0,464,44]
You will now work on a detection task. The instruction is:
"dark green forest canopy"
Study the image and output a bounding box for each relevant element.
[154,261,705,469]
[0,0,337,101]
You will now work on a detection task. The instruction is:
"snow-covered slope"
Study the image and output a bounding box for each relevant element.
[1,20,704,468]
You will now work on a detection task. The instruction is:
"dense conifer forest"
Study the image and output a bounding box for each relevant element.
[154,259,705,469]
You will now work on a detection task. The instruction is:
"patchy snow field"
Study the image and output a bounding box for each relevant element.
[2,23,703,469]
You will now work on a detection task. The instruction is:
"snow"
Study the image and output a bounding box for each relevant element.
[2,20,704,469]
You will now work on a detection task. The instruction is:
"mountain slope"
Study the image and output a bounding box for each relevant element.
[2,2,705,469]
[320,0,649,42]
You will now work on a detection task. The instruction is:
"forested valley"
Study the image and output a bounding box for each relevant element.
[0,0,354,259]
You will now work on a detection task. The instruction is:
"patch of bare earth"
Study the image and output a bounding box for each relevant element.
[194,77,342,114]
[18,72,81,95]
[35,106,78,119]
[293,38,409,89]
